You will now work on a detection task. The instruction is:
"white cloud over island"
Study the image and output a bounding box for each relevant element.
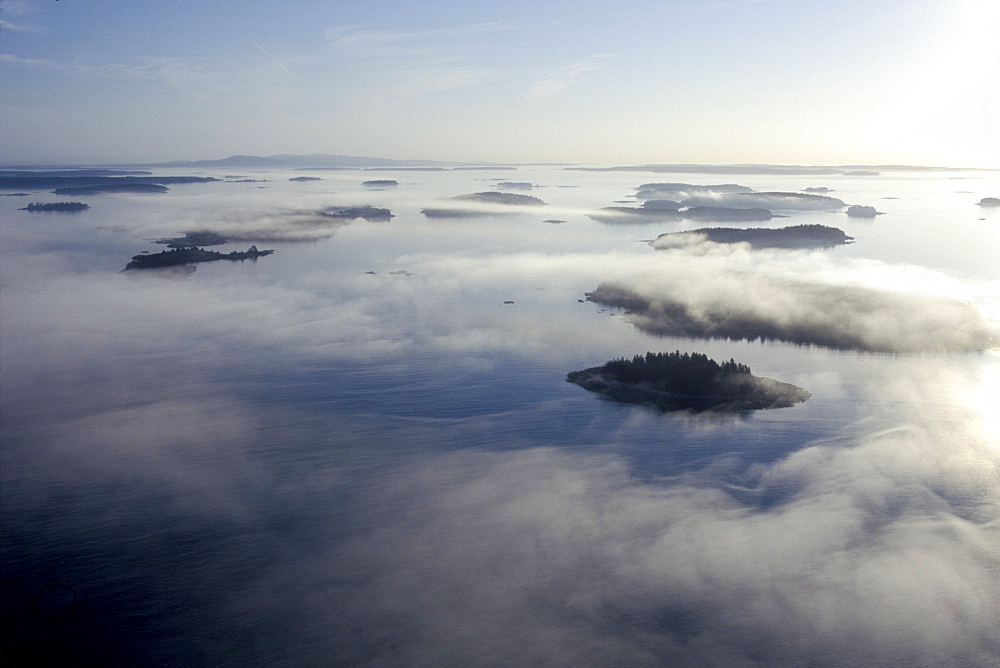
[588,271,998,353]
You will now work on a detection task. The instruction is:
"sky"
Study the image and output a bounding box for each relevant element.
[1,0,998,166]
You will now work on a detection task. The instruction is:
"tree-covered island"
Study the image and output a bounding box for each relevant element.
[20,201,89,212]
[567,350,810,412]
[124,245,273,270]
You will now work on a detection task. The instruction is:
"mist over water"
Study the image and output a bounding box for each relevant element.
[2,166,999,665]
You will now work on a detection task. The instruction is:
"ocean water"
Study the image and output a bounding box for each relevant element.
[2,165,999,665]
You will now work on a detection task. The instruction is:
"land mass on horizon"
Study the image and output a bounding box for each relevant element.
[5,156,997,173]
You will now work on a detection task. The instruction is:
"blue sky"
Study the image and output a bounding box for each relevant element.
[1,0,997,166]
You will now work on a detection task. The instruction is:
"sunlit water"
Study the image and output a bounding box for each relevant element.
[2,166,999,665]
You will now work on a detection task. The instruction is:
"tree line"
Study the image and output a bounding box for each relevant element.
[601,350,754,396]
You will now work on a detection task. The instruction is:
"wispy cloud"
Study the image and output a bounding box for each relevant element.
[326,21,515,57]
[528,55,616,103]
[0,52,208,85]
[0,51,299,99]
[0,18,40,33]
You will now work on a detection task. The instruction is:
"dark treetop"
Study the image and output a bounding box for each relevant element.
[20,201,89,212]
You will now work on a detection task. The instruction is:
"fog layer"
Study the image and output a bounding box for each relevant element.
[588,273,997,352]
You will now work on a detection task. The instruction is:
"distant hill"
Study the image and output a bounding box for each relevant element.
[145,153,500,170]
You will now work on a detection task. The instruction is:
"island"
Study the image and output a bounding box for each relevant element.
[977,197,1000,207]
[55,183,170,195]
[318,205,393,221]
[588,203,773,224]
[154,231,229,247]
[679,191,846,211]
[0,172,218,193]
[421,191,547,217]
[362,179,398,187]
[651,224,853,250]
[496,181,534,190]
[846,205,878,217]
[20,201,89,212]
[681,206,772,222]
[587,206,682,223]
[124,245,273,270]
[642,199,682,210]
[567,350,810,412]
[635,183,754,200]
[289,176,321,181]
[452,192,546,206]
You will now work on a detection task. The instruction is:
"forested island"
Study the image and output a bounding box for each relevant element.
[846,205,879,217]
[682,206,773,222]
[587,206,683,223]
[154,231,229,247]
[588,200,773,224]
[421,191,547,217]
[567,351,810,412]
[319,205,393,221]
[651,224,853,249]
[0,171,218,194]
[452,192,546,205]
[56,183,170,195]
[20,201,89,212]
[124,246,273,270]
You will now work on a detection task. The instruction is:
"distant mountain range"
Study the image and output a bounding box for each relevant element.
[146,156,996,173]
[143,153,499,170]
[4,153,996,173]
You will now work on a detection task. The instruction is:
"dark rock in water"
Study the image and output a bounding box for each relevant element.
[567,350,809,412]
[543,219,566,224]
[977,197,1000,207]
[124,245,273,270]
[587,206,683,223]
[20,201,89,212]
[289,176,321,181]
[846,205,878,217]
[682,206,772,222]
[154,231,229,248]
[319,205,393,221]
[651,224,853,250]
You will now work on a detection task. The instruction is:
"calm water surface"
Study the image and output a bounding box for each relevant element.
[2,166,998,665]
